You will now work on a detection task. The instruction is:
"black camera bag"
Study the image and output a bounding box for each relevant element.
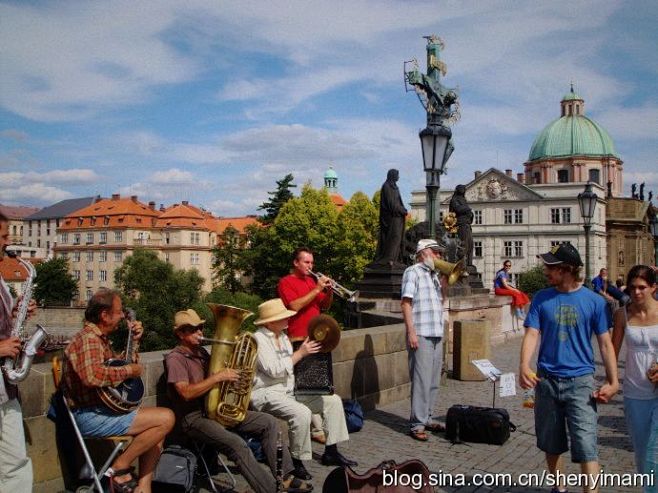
[445,405,516,445]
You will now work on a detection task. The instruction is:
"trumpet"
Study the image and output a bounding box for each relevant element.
[308,270,358,302]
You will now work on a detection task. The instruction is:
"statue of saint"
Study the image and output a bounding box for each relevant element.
[640,182,645,201]
[373,169,408,267]
[449,184,474,267]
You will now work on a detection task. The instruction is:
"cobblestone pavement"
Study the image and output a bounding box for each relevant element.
[203,335,640,493]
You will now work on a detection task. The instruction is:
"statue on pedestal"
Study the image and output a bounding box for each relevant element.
[449,184,474,267]
[373,169,408,267]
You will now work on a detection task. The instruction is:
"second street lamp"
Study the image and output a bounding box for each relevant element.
[419,123,452,238]
[578,182,598,287]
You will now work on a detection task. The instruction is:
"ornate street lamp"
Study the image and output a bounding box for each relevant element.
[578,182,598,286]
[405,35,460,239]
[650,212,658,265]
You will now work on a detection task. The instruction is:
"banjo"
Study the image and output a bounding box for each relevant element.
[97,308,145,413]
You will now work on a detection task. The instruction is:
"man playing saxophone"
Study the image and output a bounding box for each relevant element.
[165,309,312,493]
[0,211,37,492]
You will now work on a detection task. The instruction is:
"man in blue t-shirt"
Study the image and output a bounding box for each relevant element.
[519,243,619,493]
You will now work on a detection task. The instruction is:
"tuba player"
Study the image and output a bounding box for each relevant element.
[165,309,312,493]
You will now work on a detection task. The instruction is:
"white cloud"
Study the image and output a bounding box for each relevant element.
[0,183,73,203]
[151,168,196,185]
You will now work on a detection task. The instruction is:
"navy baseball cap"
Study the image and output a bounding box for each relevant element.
[537,243,583,267]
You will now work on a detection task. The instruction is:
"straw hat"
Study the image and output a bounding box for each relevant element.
[253,299,297,326]
[173,309,205,332]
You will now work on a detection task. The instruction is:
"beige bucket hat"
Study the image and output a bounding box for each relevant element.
[253,298,297,326]
[174,309,205,332]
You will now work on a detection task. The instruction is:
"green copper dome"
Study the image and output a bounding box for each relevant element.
[324,166,338,179]
[528,90,618,162]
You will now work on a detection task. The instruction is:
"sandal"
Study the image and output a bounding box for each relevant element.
[409,429,429,441]
[425,422,446,433]
[283,474,314,492]
[106,466,137,493]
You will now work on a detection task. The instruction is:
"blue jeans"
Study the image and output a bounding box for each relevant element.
[408,336,443,432]
[535,372,598,462]
[72,406,137,437]
[624,396,658,493]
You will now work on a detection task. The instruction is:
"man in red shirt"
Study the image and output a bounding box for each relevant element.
[278,247,333,341]
[278,247,333,445]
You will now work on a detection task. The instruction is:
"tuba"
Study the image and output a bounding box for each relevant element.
[432,258,466,285]
[3,251,48,384]
[203,303,256,427]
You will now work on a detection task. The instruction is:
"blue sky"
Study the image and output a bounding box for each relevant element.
[1,0,656,216]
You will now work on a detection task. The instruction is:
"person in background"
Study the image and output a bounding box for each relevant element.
[592,268,630,307]
[494,260,530,320]
[611,265,658,493]
[519,243,619,493]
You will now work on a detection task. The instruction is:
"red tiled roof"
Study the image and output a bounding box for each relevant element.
[0,257,41,282]
[0,204,40,220]
[59,195,160,230]
[155,202,220,230]
[216,216,259,235]
[329,193,347,209]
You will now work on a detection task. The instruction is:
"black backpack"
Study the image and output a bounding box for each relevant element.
[152,445,197,493]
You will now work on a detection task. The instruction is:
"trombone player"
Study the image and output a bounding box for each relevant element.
[401,239,448,442]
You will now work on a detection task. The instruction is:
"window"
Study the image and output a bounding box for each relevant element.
[86,232,94,244]
[73,270,80,280]
[504,210,513,224]
[473,210,482,225]
[60,252,68,260]
[86,289,93,301]
[561,208,571,224]
[46,228,51,235]
[190,253,199,265]
[190,232,201,245]
[46,241,50,250]
[557,169,569,183]
[504,240,523,258]
[114,231,123,242]
[589,169,600,184]
[114,251,123,262]
[100,232,107,244]
[86,270,93,281]
[99,270,107,282]
[86,251,94,261]
[73,233,81,245]
[165,233,170,245]
[514,209,523,224]
[104,216,110,226]
[533,172,541,184]
[37,239,41,248]
[551,208,560,224]
[72,251,81,262]
[164,253,170,263]
[99,251,107,262]
[474,241,483,258]
[61,233,68,244]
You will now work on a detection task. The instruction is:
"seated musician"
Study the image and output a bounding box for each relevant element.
[165,309,312,493]
[62,288,175,493]
[250,299,357,481]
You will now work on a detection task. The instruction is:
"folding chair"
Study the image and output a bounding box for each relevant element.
[51,356,132,493]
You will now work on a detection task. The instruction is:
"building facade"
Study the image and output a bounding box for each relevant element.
[0,204,39,255]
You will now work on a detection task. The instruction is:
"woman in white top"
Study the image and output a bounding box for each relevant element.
[612,265,658,492]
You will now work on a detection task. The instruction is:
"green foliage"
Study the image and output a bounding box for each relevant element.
[212,225,243,293]
[333,191,378,285]
[34,257,78,306]
[258,173,296,225]
[113,249,205,351]
[192,289,263,335]
[518,264,549,298]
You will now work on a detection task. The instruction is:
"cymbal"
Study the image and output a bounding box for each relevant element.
[307,314,341,353]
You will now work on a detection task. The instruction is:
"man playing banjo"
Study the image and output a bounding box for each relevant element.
[63,288,174,493]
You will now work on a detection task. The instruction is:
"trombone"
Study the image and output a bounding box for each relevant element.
[308,270,359,302]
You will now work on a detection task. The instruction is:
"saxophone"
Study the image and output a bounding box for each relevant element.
[3,251,48,384]
[202,303,257,427]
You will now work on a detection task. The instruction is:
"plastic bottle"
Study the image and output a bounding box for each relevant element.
[522,371,536,408]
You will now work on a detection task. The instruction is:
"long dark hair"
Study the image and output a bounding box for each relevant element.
[626,264,657,288]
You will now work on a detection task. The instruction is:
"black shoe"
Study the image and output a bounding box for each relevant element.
[292,463,313,480]
[321,451,358,468]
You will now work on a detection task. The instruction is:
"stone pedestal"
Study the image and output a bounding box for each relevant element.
[356,264,406,299]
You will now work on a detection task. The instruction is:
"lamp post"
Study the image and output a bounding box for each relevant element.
[578,182,598,286]
[650,212,658,265]
[405,36,459,239]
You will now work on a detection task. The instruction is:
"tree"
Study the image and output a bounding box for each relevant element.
[34,257,78,306]
[192,288,263,335]
[114,249,205,351]
[258,173,296,225]
[333,191,378,285]
[212,225,243,293]
[518,264,549,298]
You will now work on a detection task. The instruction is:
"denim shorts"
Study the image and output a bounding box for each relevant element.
[534,372,598,463]
[72,406,137,437]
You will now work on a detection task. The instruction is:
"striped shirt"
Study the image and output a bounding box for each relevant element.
[62,322,139,409]
[401,263,444,338]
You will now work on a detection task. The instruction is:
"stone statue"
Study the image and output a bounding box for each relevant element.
[649,191,653,203]
[632,183,637,199]
[606,181,613,198]
[449,184,474,267]
[373,169,408,267]
[640,182,645,201]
